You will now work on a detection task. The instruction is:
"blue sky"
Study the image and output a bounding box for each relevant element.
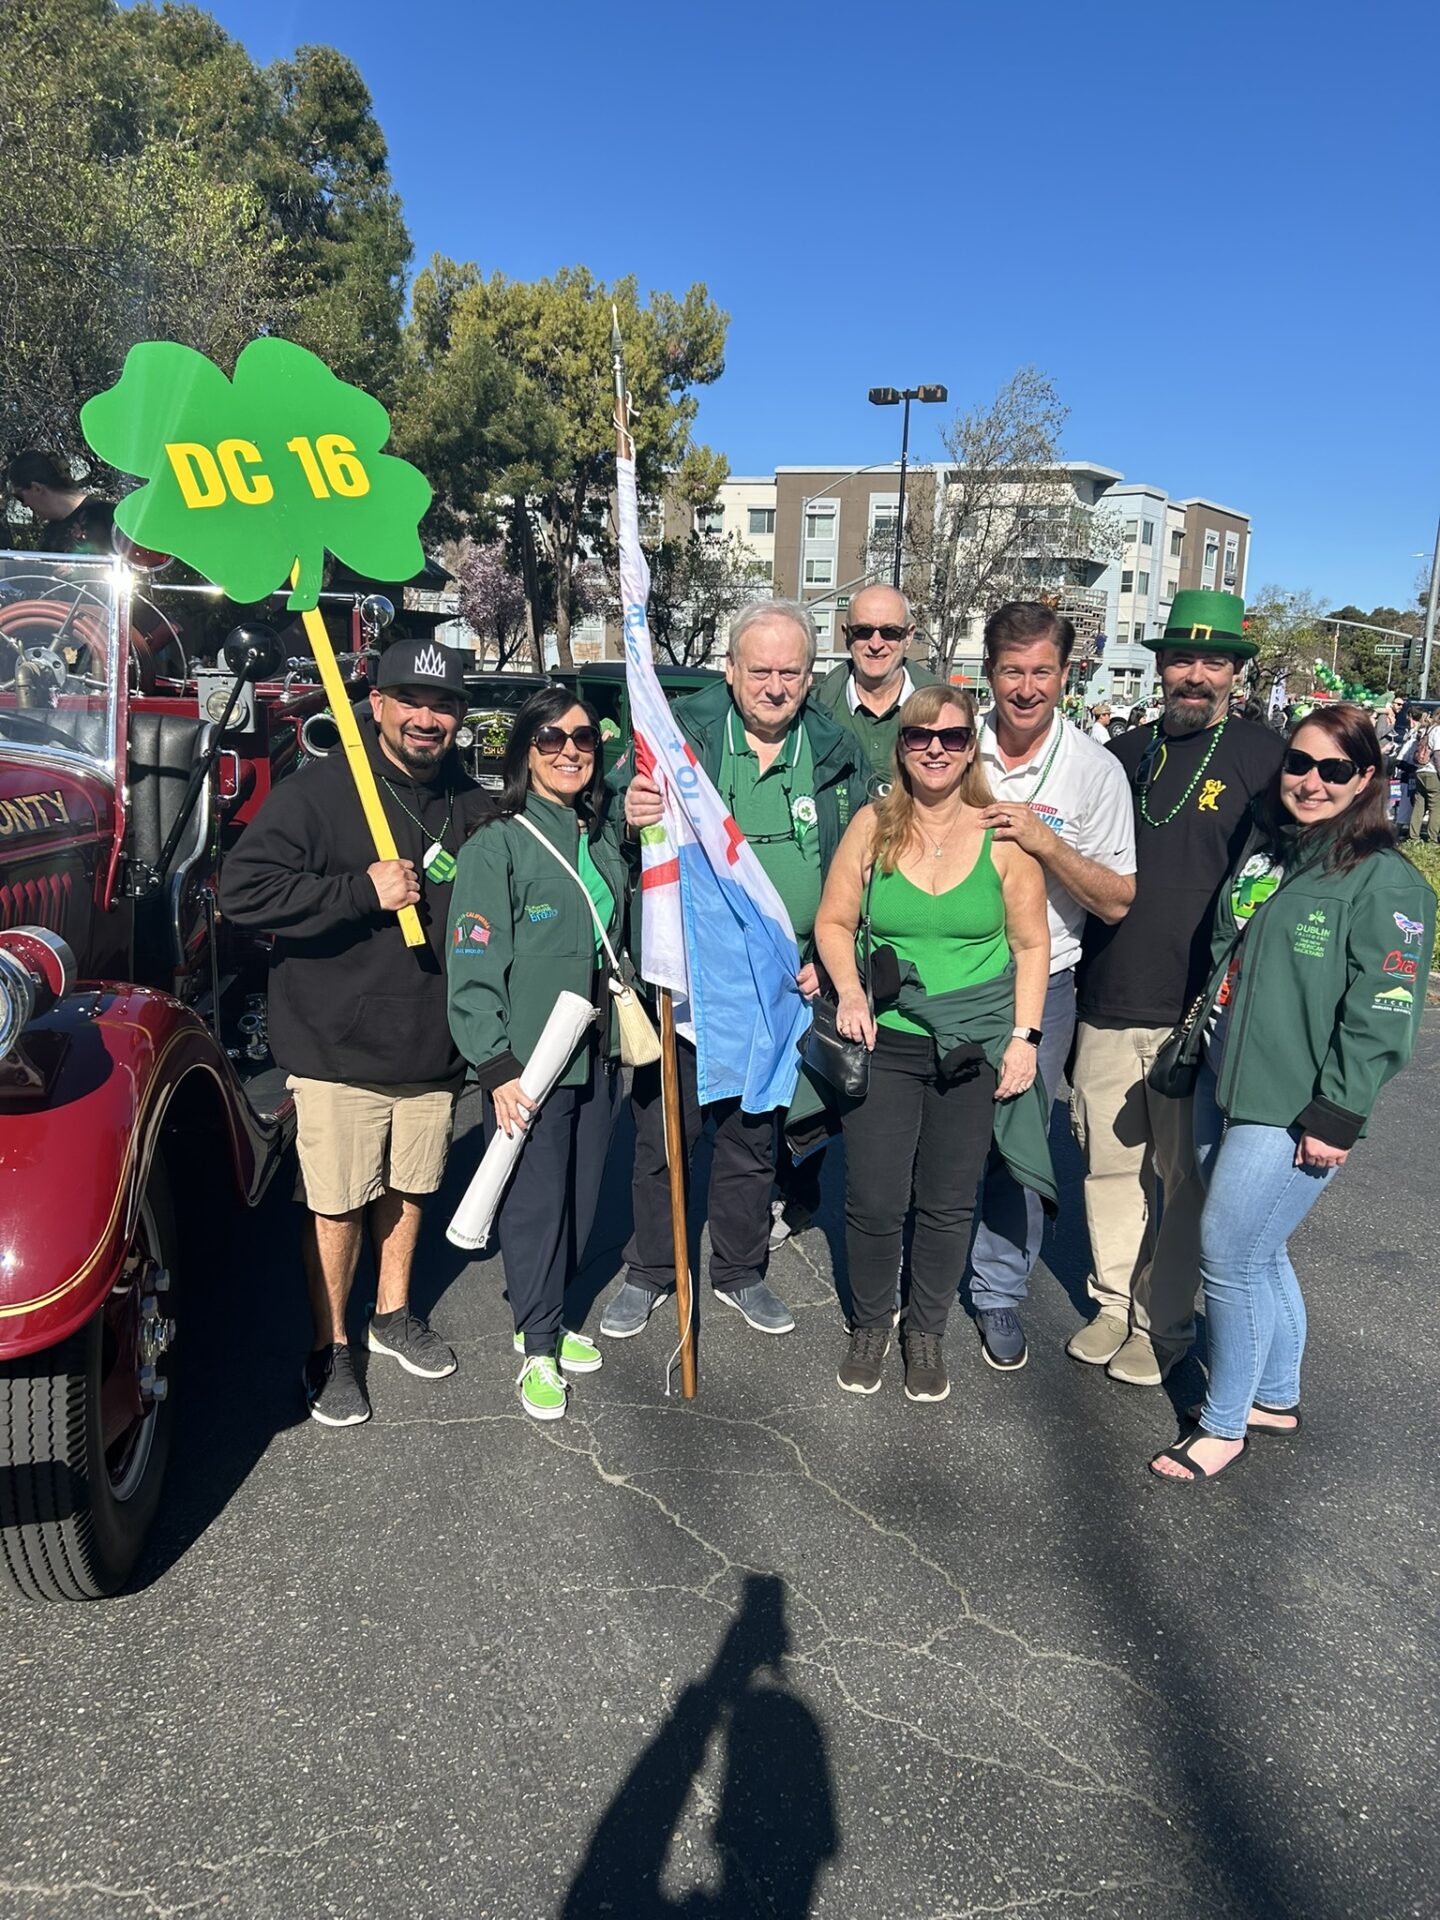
[201,0,1437,613]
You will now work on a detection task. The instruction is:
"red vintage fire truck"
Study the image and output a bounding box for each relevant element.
[0,546,377,1601]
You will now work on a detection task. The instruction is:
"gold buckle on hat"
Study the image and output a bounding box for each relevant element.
[1188,624,1213,640]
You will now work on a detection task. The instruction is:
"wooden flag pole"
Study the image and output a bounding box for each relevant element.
[660,989,697,1397]
[611,308,695,1397]
[298,600,425,949]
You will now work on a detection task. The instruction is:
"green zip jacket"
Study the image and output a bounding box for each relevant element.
[446,792,630,1091]
[608,677,868,960]
[812,659,941,787]
[1192,831,1433,1148]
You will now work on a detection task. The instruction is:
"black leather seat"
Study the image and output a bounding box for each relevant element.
[127,712,215,983]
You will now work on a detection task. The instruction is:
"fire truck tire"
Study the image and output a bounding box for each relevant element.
[0,1159,178,1603]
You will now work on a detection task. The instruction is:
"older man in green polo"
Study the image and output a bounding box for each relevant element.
[811,583,939,793]
[1069,590,1285,1385]
[602,598,867,1337]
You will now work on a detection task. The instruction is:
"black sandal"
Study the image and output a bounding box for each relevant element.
[1184,1402,1301,1439]
[1148,1430,1248,1485]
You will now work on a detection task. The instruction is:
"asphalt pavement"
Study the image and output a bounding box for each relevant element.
[2,1016,1437,1920]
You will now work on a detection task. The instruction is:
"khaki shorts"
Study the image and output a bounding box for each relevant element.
[287,1077,457,1215]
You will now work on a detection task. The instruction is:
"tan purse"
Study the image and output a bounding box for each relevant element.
[512,814,661,1068]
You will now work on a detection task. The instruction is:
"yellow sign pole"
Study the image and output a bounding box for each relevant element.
[298,601,425,949]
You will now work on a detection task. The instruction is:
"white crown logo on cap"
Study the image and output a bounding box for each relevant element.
[413,644,448,679]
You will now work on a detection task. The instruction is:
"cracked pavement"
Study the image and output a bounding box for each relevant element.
[2,1020,1436,1919]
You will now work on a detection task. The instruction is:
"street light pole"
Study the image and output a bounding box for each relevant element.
[1422,512,1440,700]
[868,383,947,592]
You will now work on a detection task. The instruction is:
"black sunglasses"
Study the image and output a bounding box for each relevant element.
[845,623,910,643]
[534,724,600,755]
[1283,748,1359,785]
[899,725,974,754]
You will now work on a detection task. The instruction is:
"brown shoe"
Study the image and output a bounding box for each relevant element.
[1065,1313,1128,1367]
[1106,1330,1184,1387]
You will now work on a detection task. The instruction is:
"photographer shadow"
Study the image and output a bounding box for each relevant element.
[562,1572,837,1919]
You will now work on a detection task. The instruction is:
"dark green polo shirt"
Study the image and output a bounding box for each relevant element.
[719,709,822,941]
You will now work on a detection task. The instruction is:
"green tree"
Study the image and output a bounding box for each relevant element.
[403,266,728,668]
[0,1,410,487]
[645,531,772,668]
[1244,585,1330,696]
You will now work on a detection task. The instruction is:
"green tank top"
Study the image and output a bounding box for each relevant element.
[575,832,616,953]
[868,831,1010,1034]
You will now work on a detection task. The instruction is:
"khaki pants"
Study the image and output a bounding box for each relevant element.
[1068,1021,1203,1351]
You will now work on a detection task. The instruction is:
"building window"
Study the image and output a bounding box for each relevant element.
[1202,531,1219,588]
[812,608,834,645]
[1124,518,1138,543]
[804,507,837,542]
[1120,569,1134,594]
[804,557,834,586]
[1115,623,1130,642]
[1142,519,1155,546]
[1223,530,1240,589]
[1133,622,1145,644]
[1170,529,1184,558]
[747,507,775,535]
[1163,576,1178,601]
[870,502,900,536]
[1137,570,1150,594]
[696,507,724,537]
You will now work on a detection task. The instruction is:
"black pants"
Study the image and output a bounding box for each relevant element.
[485,1063,621,1354]
[626,1037,775,1296]
[842,1025,997,1337]
[776,1141,825,1216]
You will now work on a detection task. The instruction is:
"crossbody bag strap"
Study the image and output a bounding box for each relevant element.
[860,863,875,1012]
[511,812,622,976]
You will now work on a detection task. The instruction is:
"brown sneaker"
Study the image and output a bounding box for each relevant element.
[903,1331,949,1403]
[1106,1330,1184,1387]
[1065,1313,1128,1367]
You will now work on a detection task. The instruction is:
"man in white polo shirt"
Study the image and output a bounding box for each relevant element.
[963,602,1137,1369]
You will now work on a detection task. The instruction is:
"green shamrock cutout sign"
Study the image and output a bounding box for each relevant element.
[80,339,431,610]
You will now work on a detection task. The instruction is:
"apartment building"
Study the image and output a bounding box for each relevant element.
[578,463,1250,698]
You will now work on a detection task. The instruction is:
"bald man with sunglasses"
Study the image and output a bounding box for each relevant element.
[812,585,939,794]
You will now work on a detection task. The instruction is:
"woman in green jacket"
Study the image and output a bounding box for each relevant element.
[447,687,628,1422]
[1151,705,1433,1485]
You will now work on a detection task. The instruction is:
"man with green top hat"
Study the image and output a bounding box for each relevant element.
[811,583,939,795]
[1069,590,1284,1387]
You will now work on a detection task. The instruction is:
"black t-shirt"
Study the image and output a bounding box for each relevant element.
[1076,716,1285,1027]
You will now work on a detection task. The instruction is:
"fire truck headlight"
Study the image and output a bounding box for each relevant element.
[0,949,37,1059]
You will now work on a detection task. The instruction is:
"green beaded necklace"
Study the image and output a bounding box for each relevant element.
[1137,719,1228,828]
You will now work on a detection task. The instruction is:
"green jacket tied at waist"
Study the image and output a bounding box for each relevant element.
[889,961,1058,1212]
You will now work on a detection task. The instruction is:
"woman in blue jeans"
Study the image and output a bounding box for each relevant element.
[1150,704,1432,1485]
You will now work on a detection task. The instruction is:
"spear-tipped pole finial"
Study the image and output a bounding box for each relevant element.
[610,304,632,457]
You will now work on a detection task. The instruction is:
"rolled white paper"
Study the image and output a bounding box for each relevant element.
[446,991,599,1250]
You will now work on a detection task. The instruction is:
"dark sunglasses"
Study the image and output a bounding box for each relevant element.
[533,724,600,756]
[900,725,974,754]
[845,623,909,643]
[1282,748,1359,785]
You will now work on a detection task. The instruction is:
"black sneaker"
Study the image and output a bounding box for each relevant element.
[903,1331,950,1403]
[976,1307,1028,1371]
[837,1324,892,1395]
[366,1309,457,1379]
[303,1343,371,1427]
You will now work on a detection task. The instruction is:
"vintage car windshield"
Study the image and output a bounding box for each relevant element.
[0,551,122,780]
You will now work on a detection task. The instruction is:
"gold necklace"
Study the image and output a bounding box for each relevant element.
[918,806,965,860]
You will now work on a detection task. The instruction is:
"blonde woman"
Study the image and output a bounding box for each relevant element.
[814,686,1051,1403]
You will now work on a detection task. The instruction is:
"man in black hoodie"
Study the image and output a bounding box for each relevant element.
[221,640,490,1427]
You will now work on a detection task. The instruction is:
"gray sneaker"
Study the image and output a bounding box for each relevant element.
[366,1309,457,1379]
[714,1281,794,1335]
[768,1199,813,1249]
[838,1324,892,1394]
[303,1343,371,1427]
[600,1279,668,1339]
[976,1307,1028,1371]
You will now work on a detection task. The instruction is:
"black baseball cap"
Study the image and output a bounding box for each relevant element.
[375,639,467,697]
